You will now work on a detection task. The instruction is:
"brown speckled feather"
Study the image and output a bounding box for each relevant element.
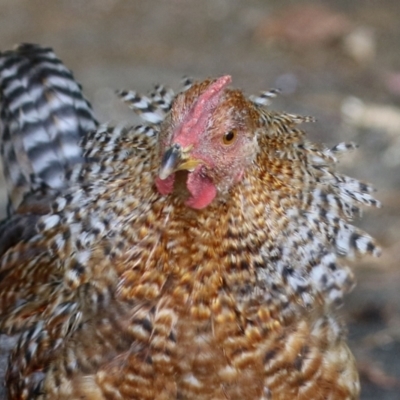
[0,74,379,400]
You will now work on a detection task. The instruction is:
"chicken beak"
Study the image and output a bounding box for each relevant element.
[158,144,200,180]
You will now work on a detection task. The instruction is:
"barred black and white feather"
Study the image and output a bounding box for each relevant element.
[116,86,171,125]
[0,43,98,213]
[116,77,194,127]
[249,88,280,106]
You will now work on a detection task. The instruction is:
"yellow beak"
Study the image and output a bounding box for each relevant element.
[158,144,201,180]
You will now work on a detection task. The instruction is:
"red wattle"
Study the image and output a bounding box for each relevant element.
[155,175,175,195]
[186,171,217,209]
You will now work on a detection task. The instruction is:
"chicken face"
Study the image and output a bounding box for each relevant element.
[156,76,257,209]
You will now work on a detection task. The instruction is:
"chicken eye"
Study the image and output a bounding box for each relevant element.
[222,130,237,145]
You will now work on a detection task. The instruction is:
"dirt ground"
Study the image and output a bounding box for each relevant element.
[0,1,399,399]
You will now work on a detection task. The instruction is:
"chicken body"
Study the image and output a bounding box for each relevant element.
[0,51,380,400]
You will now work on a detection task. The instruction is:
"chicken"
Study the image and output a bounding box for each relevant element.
[0,48,380,399]
[0,43,97,256]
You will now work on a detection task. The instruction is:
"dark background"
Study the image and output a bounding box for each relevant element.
[0,1,399,399]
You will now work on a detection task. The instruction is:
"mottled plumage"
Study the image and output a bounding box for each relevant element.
[0,54,380,400]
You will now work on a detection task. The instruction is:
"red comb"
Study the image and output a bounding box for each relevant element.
[174,75,232,147]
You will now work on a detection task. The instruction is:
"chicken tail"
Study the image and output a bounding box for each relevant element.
[0,43,98,214]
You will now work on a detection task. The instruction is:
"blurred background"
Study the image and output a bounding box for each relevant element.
[0,0,399,399]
